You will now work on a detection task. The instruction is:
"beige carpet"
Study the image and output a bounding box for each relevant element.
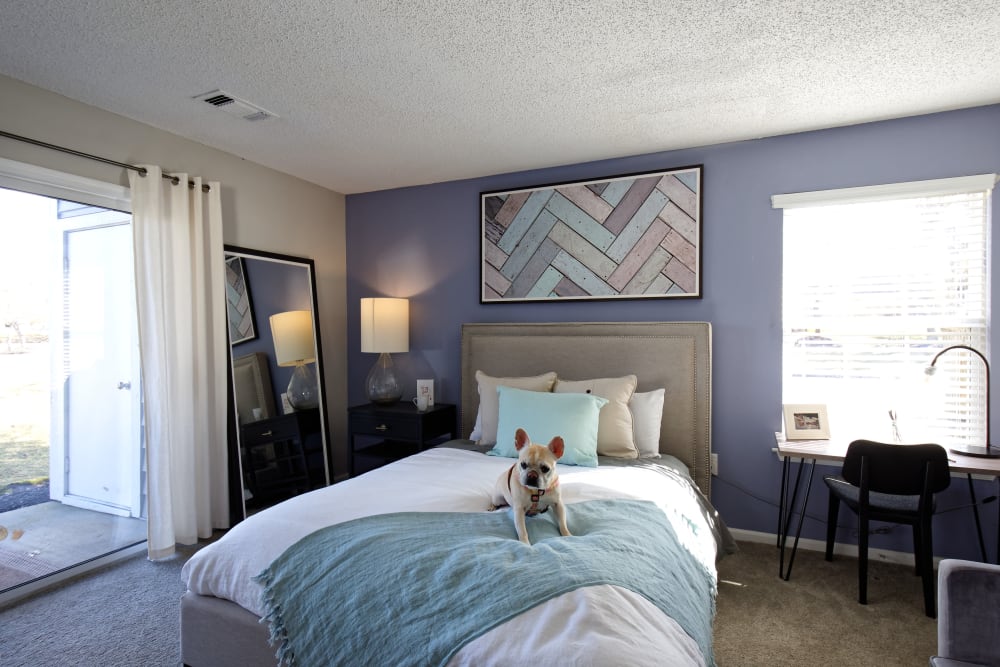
[714,540,937,666]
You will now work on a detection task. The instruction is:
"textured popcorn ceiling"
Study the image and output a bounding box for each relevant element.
[0,1,998,194]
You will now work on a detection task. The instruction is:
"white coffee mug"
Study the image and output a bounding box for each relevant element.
[412,395,429,411]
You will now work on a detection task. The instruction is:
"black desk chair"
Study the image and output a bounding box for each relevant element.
[823,439,951,618]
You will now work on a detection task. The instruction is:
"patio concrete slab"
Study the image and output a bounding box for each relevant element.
[0,501,145,590]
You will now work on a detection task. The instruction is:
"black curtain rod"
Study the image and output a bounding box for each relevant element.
[0,129,210,192]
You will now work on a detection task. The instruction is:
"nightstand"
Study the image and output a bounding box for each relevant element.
[240,407,324,509]
[349,402,457,476]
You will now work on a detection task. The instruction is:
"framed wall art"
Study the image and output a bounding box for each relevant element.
[225,255,257,345]
[481,165,702,302]
[782,404,831,440]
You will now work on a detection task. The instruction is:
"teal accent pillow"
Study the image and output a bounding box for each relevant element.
[489,386,608,467]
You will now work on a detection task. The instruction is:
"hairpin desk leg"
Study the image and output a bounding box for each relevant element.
[778,455,799,578]
[782,458,816,581]
[966,474,987,562]
[778,455,791,576]
[778,455,789,548]
[778,453,816,581]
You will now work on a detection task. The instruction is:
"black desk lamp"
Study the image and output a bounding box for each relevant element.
[926,344,1000,458]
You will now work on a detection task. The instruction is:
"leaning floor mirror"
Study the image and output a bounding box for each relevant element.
[223,245,330,522]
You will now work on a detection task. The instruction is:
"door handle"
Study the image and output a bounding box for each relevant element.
[117,381,131,390]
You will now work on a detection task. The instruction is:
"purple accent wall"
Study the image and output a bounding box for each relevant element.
[346,104,1000,560]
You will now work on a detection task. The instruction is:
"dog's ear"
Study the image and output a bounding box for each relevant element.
[514,428,529,451]
[548,436,565,459]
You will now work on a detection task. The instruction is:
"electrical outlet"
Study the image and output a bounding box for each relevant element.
[711,453,719,476]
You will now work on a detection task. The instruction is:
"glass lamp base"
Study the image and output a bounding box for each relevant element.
[287,362,319,410]
[366,352,401,404]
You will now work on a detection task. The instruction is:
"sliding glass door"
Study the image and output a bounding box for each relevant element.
[0,161,145,598]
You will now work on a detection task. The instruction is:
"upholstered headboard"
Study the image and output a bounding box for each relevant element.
[460,322,713,495]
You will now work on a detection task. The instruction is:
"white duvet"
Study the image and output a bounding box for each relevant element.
[182,447,717,666]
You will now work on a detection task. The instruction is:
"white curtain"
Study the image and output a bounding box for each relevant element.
[128,165,229,559]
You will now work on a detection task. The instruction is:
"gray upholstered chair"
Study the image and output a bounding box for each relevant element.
[930,559,1000,666]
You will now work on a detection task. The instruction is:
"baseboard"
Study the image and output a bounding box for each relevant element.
[729,528,924,567]
[0,541,147,609]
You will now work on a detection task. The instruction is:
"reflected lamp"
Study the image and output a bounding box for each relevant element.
[270,310,319,410]
[360,297,408,404]
[925,344,998,458]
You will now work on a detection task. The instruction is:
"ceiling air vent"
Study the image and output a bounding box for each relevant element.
[203,92,235,107]
[192,90,278,122]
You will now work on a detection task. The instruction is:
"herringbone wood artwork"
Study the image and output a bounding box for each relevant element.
[481,165,701,302]
[225,255,257,344]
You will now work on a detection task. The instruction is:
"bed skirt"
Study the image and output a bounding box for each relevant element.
[180,591,273,667]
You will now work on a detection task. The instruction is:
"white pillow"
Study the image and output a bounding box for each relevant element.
[554,375,638,458]
[472,371,557,445]
[630,388,665,458]
[469,410,484,441]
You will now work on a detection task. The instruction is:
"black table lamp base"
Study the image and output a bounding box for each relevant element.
[950,444,1000,458]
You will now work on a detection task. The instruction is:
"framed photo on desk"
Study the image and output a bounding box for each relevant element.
[783,403,831,440]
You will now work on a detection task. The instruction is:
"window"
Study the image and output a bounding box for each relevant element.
[774,175,998,446]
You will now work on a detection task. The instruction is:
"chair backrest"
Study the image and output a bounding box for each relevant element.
[841,439,951,496]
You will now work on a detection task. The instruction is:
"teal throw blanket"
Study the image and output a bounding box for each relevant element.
[255,498,716,667]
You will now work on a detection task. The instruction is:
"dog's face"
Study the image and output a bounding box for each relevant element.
[513,428,565,490]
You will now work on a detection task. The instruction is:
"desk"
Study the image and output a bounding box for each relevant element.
[775,433,1000,580]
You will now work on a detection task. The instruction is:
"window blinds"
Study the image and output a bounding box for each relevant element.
[779,177,996,446]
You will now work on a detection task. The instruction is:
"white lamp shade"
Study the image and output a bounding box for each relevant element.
[360,297,409,353]
[270,310,316,367]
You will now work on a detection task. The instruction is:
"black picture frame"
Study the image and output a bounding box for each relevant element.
[225,255,257,344]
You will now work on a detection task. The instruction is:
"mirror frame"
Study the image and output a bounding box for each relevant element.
[223,244,330,524]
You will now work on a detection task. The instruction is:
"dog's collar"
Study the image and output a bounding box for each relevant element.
[531,477,559,495]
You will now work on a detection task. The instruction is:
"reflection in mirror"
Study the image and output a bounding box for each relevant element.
[223,245,329,521]
[270,310,320,409]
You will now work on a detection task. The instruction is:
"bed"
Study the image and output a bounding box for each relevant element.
[180,321,731,666]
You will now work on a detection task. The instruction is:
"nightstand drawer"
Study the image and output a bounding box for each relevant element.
[349,413,421,440]
[242,416,299,443]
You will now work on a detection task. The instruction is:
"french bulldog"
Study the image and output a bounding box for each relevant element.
[491,428,571,545]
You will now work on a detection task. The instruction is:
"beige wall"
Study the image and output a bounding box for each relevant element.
[0,74,350,479]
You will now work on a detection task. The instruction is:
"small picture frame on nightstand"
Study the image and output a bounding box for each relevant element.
[416,379,434,407]
[782,404,831,440]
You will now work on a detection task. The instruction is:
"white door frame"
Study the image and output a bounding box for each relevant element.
[50,216,142,517]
